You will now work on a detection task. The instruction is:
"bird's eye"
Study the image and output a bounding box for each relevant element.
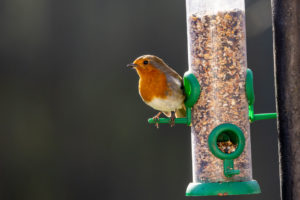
[143,60,148,65]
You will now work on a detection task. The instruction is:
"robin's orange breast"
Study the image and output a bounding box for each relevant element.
[137,67,170,102]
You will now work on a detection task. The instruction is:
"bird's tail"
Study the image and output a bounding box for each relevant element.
[175,104,186,118]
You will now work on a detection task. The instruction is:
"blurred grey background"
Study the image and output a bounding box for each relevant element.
[0,0,279,200]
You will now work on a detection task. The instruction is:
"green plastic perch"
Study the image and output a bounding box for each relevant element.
[245,69,277,122]
[148,107,192,124]
[253,113,277,121]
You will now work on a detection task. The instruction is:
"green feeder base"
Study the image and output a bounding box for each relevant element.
[186,180,261,196]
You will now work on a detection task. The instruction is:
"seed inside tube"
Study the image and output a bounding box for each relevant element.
[188,9,253,183]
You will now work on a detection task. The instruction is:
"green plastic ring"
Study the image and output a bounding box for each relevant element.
[183,72,201,108]
[208,123,245,160]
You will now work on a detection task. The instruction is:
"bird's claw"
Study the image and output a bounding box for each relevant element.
[170,118,175,127]
[170,112,176,127]
[170,119,175,127]
[152,112,162,128]
[152,116,160,128]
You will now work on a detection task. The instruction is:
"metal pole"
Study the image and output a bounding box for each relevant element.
[271,0,300,199]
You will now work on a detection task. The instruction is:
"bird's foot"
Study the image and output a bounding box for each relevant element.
[152,112,162,128]
[170,111,176,127]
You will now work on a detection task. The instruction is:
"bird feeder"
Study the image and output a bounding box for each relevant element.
[148,0,277,196]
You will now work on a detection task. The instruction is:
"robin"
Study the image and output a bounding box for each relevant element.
[127,55,186,127]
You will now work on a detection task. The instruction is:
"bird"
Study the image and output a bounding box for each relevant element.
[127,55,186,127]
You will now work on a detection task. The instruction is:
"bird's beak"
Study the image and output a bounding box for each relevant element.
[127,63,138,68]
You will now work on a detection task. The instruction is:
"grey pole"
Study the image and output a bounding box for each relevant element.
[271,0,300,199]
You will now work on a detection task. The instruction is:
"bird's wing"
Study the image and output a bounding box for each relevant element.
[162,64,182,81]
[151,56,182,80]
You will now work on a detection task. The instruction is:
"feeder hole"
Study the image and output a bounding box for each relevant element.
[217,131,238,154]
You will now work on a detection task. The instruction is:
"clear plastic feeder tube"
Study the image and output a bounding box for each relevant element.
[186,0,252,183]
